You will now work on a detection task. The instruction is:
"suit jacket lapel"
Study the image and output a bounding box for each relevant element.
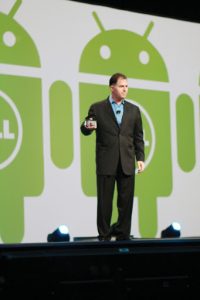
[105,98,119,128]
[120,101,129,129]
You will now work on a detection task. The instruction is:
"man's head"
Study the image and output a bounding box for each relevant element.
[109,73,128,103]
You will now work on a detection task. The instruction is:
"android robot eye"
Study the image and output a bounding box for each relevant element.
[3,31,16,47]
[100,45,111,60]
[139,50,150,65]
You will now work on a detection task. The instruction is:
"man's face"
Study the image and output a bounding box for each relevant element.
[110,77,128,102]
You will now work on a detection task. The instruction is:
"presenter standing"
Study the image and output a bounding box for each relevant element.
[81,73,145,241]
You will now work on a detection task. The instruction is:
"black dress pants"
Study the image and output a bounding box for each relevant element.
[97,160,135,239]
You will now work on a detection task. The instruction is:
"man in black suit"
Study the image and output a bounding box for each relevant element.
[81,73,145,241]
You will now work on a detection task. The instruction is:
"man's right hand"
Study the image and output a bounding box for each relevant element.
[84,119,97,130]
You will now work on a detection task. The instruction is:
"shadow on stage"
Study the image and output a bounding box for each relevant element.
[1,236,200,299]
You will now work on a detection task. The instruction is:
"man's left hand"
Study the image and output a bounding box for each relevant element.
[137,161,145,173]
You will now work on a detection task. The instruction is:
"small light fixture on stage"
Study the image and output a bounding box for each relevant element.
[161,222,181,238]
[47,225,70,242]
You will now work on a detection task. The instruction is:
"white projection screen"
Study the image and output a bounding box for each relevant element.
[0,0,200,243]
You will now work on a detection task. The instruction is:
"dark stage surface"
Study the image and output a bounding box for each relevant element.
[1,237,200,299]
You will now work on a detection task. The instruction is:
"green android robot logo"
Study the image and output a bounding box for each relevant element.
[80,12,196,237]
[0,0,73,243]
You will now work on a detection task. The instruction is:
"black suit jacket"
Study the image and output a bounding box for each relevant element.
[81,97,145,175]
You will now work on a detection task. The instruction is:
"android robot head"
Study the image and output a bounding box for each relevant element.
[80,12,169,82]
[0,0,40,66]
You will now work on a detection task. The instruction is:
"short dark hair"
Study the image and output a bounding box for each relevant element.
[109,73,127,86]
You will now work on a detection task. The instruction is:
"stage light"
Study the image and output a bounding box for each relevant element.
[161,222,181,238]
[47,225,70,242]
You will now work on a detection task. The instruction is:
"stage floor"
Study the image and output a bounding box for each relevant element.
[1,237,200,299]
[1,235,200,253]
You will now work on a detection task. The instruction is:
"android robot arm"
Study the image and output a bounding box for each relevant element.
[134,106,145,163]
[49,80,73,169]
[176,93,196,172]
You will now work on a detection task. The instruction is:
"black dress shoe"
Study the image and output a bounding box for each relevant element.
[98,236,111,241]
[116,236,133,241]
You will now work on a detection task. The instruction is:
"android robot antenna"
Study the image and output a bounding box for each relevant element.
[8,0,22,19]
